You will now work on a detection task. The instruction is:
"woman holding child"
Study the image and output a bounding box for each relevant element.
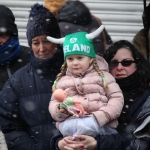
[0,3,64,150]
[55,40,150,150]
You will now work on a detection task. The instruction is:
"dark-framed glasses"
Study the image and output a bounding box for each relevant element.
[109,60,136,67]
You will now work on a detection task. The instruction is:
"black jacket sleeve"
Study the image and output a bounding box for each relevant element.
[50,131,63,150]
[0,81,36,150]
[126,138,150,150]
[96,133,133,150]
[51,132,133,150]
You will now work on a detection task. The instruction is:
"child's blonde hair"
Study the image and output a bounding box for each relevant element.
[52,59,108,92]
[44,0,66,17]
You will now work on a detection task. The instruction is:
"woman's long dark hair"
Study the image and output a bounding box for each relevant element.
[104,40,150,91]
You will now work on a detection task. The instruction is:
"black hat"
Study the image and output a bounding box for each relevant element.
[26,3,61,47]
[0,5,18,37]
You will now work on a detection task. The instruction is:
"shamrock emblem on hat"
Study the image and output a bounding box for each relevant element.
[70,38,77,43]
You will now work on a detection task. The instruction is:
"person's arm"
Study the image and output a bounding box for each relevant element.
[0,81,36,150]
[127,138,150,150]
[51,131,133,150]
[49,94,69,122]
[96,132,132,150]
[56,133,130,150]
[58,135,96,150]
[92,73,124,127]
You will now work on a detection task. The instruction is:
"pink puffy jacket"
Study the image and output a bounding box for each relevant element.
[49,55,124,128]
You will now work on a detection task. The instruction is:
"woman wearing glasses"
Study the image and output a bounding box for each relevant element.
[52,40,150,150]
[103,40,150,149]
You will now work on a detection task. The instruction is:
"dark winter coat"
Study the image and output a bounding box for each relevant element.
[134,95,150,129]
[95,88,150,150]
[94,71,150,150]
[127,94,150,150]
[0,45,31,91]
[0,48,64,150]
[94,72,150,150]
[58,0,113,57]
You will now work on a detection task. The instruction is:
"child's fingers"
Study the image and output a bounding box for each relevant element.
[60,109,68,114]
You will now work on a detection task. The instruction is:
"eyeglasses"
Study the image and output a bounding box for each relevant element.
[109,60,136,67]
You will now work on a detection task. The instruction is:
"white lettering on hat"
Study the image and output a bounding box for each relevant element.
[63,45,71,53]
[81,44,90,53]
[72,44,80,51]
[80,44,86,52]
[86,46,90,53]
[63,44,90,53]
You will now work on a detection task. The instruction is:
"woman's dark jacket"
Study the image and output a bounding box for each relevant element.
[95,72,150,150]
[127,96,150,150]
[58,0,113,57]
[0,45,31,91]
[0,48,64,150]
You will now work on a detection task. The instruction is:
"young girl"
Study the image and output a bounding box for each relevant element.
[47,26,124,138]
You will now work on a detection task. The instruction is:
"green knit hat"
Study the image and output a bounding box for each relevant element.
[63,32,96,60]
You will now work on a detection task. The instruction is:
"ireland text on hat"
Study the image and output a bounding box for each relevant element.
[63,44,90,54]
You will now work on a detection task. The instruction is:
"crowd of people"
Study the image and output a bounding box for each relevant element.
[0,1,150,150]
[44,0,112,57]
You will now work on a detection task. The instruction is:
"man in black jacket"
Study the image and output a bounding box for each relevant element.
[0,5,31,90]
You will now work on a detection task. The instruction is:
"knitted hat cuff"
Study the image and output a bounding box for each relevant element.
[27,28,52,46]
[0,5,18,37]
[63,32,96,60]
[0,21,18,37]
[26,3,61,47]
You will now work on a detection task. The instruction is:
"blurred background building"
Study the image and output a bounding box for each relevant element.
[0,0,146,46]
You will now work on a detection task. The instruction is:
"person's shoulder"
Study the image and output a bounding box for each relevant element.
[10,63,31,78]
[20,45,31,54]
[18,45,31,62]
[104,71,116,83]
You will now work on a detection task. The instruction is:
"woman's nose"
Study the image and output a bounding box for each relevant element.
[117,63,123,69]
[0,34,10,45]
[39,43,45,52]
[0,38,5,45]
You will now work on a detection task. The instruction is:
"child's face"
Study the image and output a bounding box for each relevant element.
[66,55,93,75]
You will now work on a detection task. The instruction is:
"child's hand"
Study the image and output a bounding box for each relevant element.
[57,104,68,114]
[60,108,69,115]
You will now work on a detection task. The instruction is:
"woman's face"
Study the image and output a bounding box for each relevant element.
[32,35,57,59]
[0,33,10,45]
[109,48,137,79]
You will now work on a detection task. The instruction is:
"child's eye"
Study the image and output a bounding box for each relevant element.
[78,57,83,60]
[67,57,73,61]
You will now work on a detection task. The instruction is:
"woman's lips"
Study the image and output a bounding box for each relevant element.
[116,74,126,78]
